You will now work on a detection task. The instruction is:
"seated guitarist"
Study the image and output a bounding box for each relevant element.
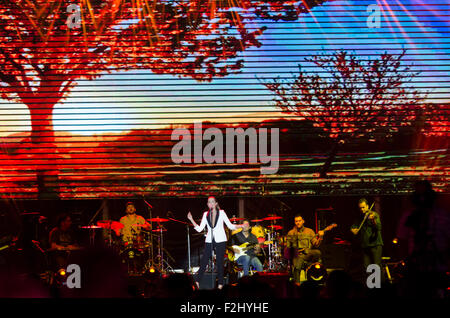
[230,220,264,276]
[285,214,324,284]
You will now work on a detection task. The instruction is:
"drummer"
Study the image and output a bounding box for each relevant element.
[117,202,150,243]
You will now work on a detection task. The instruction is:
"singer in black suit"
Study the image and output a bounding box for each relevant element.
[187,196,243,289]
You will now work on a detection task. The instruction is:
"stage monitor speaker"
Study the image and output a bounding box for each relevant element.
[199,272,228,289]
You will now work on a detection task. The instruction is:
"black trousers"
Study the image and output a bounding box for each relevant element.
[291,249,322,283]
[196,241,226,286]
[362,245,383,269]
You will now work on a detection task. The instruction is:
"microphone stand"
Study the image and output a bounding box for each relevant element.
[168,216,193,274]
[142,196,154,269]
[209,208,215,289]
[87,200,106,246]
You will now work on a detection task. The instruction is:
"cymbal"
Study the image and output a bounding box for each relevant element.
[97,220,115,225]
[20,212,41,217]
[251,219,264,223]
[231,228,243,235]
[97,220,124,230]
[268,225,283,230]
[152,228,167,232]
[333,238,351,246]
[47,246,83,252]
[147,217,169,223]
[80,225,102,229]
[263,215,282,221]
[229,217,244,222]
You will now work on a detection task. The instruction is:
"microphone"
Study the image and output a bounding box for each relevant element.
[31,240,45,253]
[142,195,153,209]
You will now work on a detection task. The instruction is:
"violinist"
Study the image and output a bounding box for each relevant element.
[351,198,383,271]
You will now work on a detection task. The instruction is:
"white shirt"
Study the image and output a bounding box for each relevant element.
[194,209,237,243]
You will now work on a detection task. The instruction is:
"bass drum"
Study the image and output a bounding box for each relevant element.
[120,247,145,276]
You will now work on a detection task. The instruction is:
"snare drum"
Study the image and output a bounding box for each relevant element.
[134,234,150,250]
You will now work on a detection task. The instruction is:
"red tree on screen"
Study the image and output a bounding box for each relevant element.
[263,50,438,177]
[0,0,328,198]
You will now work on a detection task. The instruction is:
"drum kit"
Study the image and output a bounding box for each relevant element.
[229,214,287,271]
[79,216,174,276]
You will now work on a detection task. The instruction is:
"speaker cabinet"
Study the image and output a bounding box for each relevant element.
[199,272,228,289]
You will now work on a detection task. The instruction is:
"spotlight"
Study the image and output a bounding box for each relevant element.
[144,266,160,277]
[392,238,398,244]
[58,268,66,277]
[143,266,161,282]
[306,262,327,283]
[54,268,68,285]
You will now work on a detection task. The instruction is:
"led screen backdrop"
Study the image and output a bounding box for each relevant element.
[0,0,448,199]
